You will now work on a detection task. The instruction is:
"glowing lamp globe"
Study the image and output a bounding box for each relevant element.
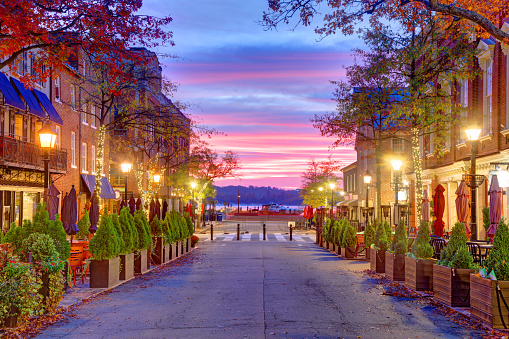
[121,163,132,173]
[391,159,403,171]
[154,174,161,183]
[38,121,57,149]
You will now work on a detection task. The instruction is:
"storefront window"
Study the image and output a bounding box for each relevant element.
[14,192,20,227]
[22,192,38,222]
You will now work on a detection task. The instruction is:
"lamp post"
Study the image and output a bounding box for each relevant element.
[237,189,240,214]
[464,127,482,241]
[38,118,57,201]
[121,163,132,203]
[190,182,197,226]
[391,159,403,226]
[329,183,335,218]
[363,171,372,225]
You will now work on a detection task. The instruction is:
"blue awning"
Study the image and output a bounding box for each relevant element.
[32,89,63,125]
[10,77,45,118]
[81,174,116,199]
[0,73,25,111]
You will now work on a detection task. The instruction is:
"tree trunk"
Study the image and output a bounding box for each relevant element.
[376,136,382,220]
[412,127,422,228]
[94,125,107,210]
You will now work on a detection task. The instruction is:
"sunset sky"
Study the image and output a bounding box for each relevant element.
[143,0,360,189]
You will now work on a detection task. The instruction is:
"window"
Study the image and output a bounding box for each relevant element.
[91,145,96,174]
[81,57,86,76]
[483,59,493,135]
[81,103,87,124]
[392,138,404,153]
[82,143,87,172]
[90,105,96,128]
[55,125,61,149]
[461,79,469,108]
[71,132,76,167]
[14,114,23,139]
[40,64,46,88]
[70,85,76,110]
[54,76,60,101]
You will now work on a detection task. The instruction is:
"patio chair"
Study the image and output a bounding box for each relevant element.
[466,242,482,264]
[430,238,447,259]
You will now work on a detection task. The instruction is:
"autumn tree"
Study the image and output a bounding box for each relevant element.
[300,158,342,208]
[0,0,173,87]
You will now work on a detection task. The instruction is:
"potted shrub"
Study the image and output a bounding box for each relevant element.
[332,220,340,256]
[150,216,165,265]
[118,207,136,281]
[168,211,180,258]
[76,211,90,241]
[322,219,331,250]
[88,213,121,288]
[433,222,475,307]
[179,214,189,255]
[405,220,435,291]
[364,221,375,260]
[184,212,194,252]
[370,220,389,273]
[0,250,42,328]
[341,223,357,258]
[133,209,151,274]
[471,219,509,329]
[386,221,408,281]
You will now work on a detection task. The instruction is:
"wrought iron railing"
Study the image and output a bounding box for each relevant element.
[0,135,67,172]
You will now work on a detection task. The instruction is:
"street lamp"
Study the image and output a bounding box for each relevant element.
[391,159,403,226]
[463,126,483,241]
[363,171,372,225]
[121,162,132,203]
[237,189,240,214]
[153,174,161,184]
[329,183,335,218]
[38,118,57,200]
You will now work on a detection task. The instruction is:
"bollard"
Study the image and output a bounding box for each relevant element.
[237,223,240,240]
[263,223,266,240]
[290,225,293,241]
[211,223,214,241]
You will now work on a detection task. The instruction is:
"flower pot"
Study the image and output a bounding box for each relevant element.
[134,249,149,275]
[385,252,405,281]
[151,237,164,265]
[433,264,473,307]
[89,257,120,288]
[370,248,385,273]
[341,246,356,259]
[163,243,170,263]
[470,274,509,329]
[119,253,134,281]
[405,257,435,291]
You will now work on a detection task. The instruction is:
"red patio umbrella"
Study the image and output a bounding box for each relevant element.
[155,199,161,220]
[455,180,471,235]
[162,200,168,219]
[433,184,446,237]
[46,182,60,221]
[421,189,430,222]
[89,192,99,234]
[149,199,156,223]
[128,196,136,216]
[487,175,502,240]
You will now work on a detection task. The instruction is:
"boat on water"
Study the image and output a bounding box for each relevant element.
[261,203,302,213]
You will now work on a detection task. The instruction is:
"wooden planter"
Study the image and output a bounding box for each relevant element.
[90,257,120,288]
[341,246,356,258]
[405,257,435,291]
[134,249,149,275]
[186,238,191,252]
[365,248,371,260]
[471,274,509,329]
[119,253,134,281]
[433,264,474,307]
[146,246,151,268]
[181,239,187,255]
[385,252,405,281]
[163,243,170,263]
[151,237,164,265]
[335,244,341,256]
[170,243,177,259]
[369,248,385,273]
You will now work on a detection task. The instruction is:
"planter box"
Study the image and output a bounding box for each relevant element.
[181,239,187,255]
[163,243,170,263]
[90,257,120,288]
[170,243,177,259]
[147,246,151,268]
[151,237,165,265]
[471,274,509,329]
[134,249,149,275]
[433,264,474,307]
[385,252,405,281]
[405,257,435,291]
[366,247,371,260]
[341,246,356,258]
[119,253,134,281]
[186,238,191,252]
[369,248,385,273]
[335,245,341,256]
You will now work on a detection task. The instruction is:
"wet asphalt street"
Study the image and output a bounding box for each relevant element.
[34,237,487,339]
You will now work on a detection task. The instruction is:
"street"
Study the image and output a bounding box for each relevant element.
[35,238,487,339]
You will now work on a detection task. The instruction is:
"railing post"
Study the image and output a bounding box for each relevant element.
[263,223,266,240]
[290,225,292,241]
[211,223,213,241]
[237,223,240,240]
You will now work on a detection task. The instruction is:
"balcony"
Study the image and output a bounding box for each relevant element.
[0,135,67,173]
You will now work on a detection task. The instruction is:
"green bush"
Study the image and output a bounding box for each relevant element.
[383,220,393,244]
[88,214,121,260]
[374,220,389,251]
[342,223,357,248]
[119,207,135,253]
[76,211,90,240]
[134,209,151,250]
[150,215,163,237]
[331,220,339,246]
[323,219,331,242]
[111,213,126,255]
[21,233,56,263]
[438,222,473,269]
[484,219,509,280]
[390,220,408,254]
[411,221,434,259]
[184,213,194,237]
[3,222,22,249]
[364,222,375,249]
[179,214,189,239]
[339,220,349,246]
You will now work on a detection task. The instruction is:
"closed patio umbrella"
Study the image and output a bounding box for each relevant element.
[128,196,136,216]
[149,199,156,223]
[118,199,126,215]
[46,182,60,221]
[155,199,161,220]
[455,180,471,235]
[422,189,430,222]
[487,175,502,240]
[89,192,99,234]
[433,184,446,237]
[162,200,168,219]
[63,185,79,243]
[136,197,142,211]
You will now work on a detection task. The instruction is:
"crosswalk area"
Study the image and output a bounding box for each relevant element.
[200,233,314,242]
